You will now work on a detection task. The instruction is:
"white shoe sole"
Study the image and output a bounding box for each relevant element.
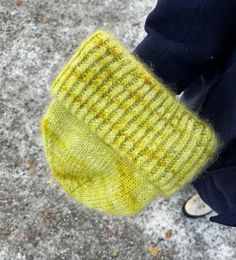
[182,194,213,218]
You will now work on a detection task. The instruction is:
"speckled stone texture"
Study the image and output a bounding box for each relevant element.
[0,1,236,260]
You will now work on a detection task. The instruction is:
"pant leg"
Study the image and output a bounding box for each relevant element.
[192,173,230,214]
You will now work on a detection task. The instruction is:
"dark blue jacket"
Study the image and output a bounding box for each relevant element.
[134,0,236,227]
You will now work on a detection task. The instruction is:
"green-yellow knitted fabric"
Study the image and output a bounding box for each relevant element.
[41,29,219,216]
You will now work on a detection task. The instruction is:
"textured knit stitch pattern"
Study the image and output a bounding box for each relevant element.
[41,29,219,216]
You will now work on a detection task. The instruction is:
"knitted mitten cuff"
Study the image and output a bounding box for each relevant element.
[49,30,219,197]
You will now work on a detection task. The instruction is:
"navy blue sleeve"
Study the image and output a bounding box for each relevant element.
[134,0,236,94]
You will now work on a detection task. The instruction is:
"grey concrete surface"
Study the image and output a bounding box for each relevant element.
[0,0,236,259]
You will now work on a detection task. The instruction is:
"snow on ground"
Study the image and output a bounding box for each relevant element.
[1,0,235,259]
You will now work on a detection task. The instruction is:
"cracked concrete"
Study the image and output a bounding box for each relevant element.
[0,0,236,259]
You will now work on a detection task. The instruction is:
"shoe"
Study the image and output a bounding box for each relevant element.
[182,193,213,218]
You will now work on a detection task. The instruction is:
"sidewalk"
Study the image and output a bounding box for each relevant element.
[0,0,235,259]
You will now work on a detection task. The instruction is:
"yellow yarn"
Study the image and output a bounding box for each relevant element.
[41,29,219,216]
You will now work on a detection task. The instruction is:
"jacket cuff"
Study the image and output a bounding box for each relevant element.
[133,34,200,95]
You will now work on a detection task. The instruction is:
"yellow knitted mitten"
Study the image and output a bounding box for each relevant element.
[41,29,219,216]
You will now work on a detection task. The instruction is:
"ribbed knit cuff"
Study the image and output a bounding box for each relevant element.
[50,29,219,196]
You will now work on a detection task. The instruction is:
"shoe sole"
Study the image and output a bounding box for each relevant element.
[182,196,213,219]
